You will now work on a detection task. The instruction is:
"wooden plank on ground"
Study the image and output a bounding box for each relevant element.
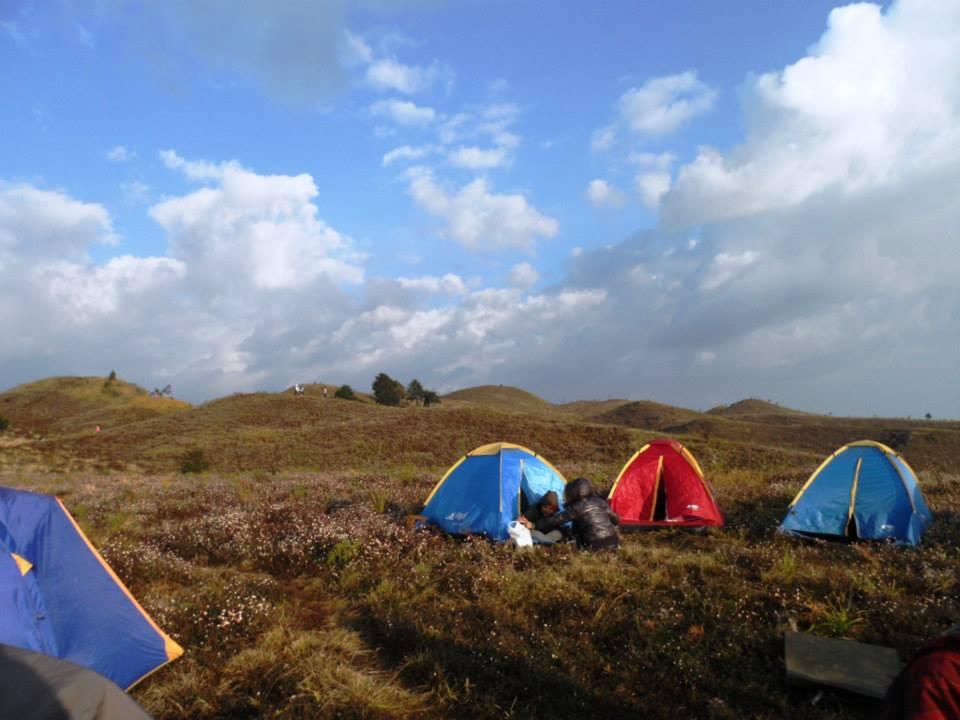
[785,631,902,699]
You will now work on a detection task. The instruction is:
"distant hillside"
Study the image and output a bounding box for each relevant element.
[0,376,190,436]
[558,399,632,420]
[707,398,810,418]
[47,390,649,475]
[442,385,560,416]
[593,400,704,431]
[4,376,959,475]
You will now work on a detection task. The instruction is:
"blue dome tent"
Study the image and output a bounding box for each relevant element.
[0,486,183,689]
[422,442,567,541]
[779,441,932,545]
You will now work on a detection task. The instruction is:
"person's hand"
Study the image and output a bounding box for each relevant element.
[519,516,532,529]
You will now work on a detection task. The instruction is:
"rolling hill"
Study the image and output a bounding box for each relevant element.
[442,385,563,416]
[31,386,648,476]
[2,376,959,473]
[707,398,812,418]
[0,376,190,436]
[591,399,705,430]
[557,398,633,419]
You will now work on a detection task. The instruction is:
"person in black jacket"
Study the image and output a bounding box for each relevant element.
[537,478,620,551]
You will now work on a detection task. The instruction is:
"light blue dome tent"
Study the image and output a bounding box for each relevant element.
[779,441,932,545]
[422,442,567,541]
[0,486,183,689]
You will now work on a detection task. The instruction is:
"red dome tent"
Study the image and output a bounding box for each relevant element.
[608,439,723,527]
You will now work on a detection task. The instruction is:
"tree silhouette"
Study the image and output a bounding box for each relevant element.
[372,373,404,406]
[406,379,425,405]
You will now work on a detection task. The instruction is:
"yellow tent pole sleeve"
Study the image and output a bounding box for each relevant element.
[608,446,646,500]
[846,440,896,452]
[679,445,706,479]
[789,445,849,508]
[677,443,716,501]
[847,457,863,531]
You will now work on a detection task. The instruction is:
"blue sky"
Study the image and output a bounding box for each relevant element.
[2,0,958,417]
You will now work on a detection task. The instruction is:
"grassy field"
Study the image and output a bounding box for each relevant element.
[1,377,958,719]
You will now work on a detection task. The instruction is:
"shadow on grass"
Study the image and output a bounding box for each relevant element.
[357,615,639,720]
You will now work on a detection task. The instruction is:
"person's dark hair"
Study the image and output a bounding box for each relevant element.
[540,491,559,508]
[564,478,594,504]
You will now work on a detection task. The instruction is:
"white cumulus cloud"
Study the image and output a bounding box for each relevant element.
[446,146,511,170]
[618,71,716,135]
[151,156,363,289]
[662,0,960,226]
[159,149,235,181]
[508,262,539,289]
[366,58,444,95]
[635,172,672,209]
[593,72,716,153]
[396,273,467,295]
[0,183,116,259]
[370,98,437,126]
[382,145,435,167]
[585,179,626,208]
[407,169,558,251]
[106,145,135,162]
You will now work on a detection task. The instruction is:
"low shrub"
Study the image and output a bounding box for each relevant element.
[334,384,357,401]
[179,448,209,474]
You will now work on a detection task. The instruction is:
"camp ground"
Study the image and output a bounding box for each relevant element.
[779,441,933,545]
[607,439,723,528]
[0,486,182,692]
[0,377,957,718]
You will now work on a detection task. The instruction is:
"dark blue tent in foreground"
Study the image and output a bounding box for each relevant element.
[779,441,932,545]
[0,486,183,689]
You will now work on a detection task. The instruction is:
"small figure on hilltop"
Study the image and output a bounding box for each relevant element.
[536,478,620,551]
[293,384,304,396]
[519,490,566,545]
[322,385,328,399]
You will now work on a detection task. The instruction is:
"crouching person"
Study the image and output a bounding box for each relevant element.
[884,625,960,719]
[519,491,565,545]
[537,478,620,551]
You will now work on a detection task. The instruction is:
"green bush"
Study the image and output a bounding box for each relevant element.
[334,384,357,401]
[325,539,361,568]
[180,448,210,474]
[0,415,8,432]
[406,379,424,404]
[372,373,404,406]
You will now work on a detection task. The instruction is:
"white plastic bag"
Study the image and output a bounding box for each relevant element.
[507,520,533,548]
